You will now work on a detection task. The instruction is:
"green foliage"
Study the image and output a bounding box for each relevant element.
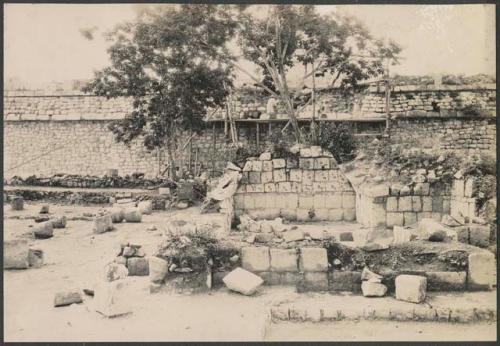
[313,122,357,163]
[268,126,299,159]
[220,143,264,167]
[84,5,238,152]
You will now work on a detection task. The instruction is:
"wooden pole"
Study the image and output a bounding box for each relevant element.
[212,123,216,175]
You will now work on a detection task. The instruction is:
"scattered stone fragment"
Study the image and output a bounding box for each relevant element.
[10,196,24,210]
[230,255,240,263]
[339,232,354,241]
[123,209,142,223]
[222,267,263,295]
[115,256,127,266]
[94,215,114,234]
[35,215,50,223]
[104,263,129,282]
[399,185,411,196]
[39,204,49,214]
[417,218,450,242]
[361,267,383,282]
[137,201,153,215]
[94,280,132,318]
[175,202,189,209]
[127,257,149,276]
[28,248,44,268]
[149,257,169,283]
[158,187,171,196]
[255,233,274,243]
[122,246,136,257]
[306,229,325,240]
[245,234,256,243]
[50,216,67,228]
[395,275,427,303]
[54,290,83,307]
[33,221,54,239]
[260,222,273,233]
[110,208,125,223]
[441,214,462,227]
[361,281,387,297]
[259,152,271,161]
[169,263,178,272]
[4,239,30,269]
[146,225,157,232]
[361,242,389,252]
[83,289,94,296]
[283,229,304,242]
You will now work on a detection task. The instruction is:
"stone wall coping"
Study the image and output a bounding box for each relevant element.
[369,83,496,93]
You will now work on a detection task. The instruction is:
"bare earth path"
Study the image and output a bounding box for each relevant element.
[3,202,497,342]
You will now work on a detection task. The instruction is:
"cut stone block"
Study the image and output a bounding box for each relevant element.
[127,257,149,276]
[299,247,328,272]
[299,195,314,209]
[310,146,322,157]
[259,152,271,161]
[307,229,326,240]
[104,262,129,282]
[361,281,387,297]
[313,194,326,208]
[343,209,356,221]
[314,157,330,170]
[94,215,114,234]
[282,229,304,243]
[395,275,427,303]
[94,280,132,317]
[417,218,450,241]
[299,158,314,170]
[149,256,169,283]
[270,248,298,272]
[241,247,270,272]
[123,209,142,223]
[452,179,465,197]
[278,182,292,193]
[137,201,153,215]
[273,169,286,182]
[386,197,398,212]
[393,226,412,244]
[398,196,412,212]
[50,216,67,228]
[248,172,261,184]
[403,212,418,226]
[28,248,44,268]
[467,252,496,290]
[342,193,356,209]
[297,272,329,292]
[54,290,83,307]
[4,239,29,269]
[261,171,273,184]
[422,197,433,212]
[468,224,491,248]
[426,271,466,291]
[223,267,263,295]
[412,196,422,212]
[33,221,54,239]
[251,161,263,172]
[262,160,273,171]
[387,212,404,227]
[39,204,50,214]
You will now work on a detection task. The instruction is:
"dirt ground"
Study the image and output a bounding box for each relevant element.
[3,202,498,342]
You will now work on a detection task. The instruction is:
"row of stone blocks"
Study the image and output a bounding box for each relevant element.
[243,156,337,172]
[235,192,355,211]
[386,195,451,214]
[237,180,352,194]
[235,208,356,222]
[240,247,496,293]
[241,168,348,185]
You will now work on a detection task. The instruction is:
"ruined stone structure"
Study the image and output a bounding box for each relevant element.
[3,83,495,179]
[233,147,356,222]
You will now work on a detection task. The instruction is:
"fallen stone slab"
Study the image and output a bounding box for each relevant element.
[4,239,30,269]
[123,208,142,223]
[28,248,44,268]
[94,214,114,234]
[417,218,450,242]
[149,256,169,283]
[33,221,54,239]
[361,267,383,283]
[137,200,153,215]
[223,267,264,295]
[241,247,270,272]
[10,196,24,210]
[468,224,491,248]
[395,275,427,303]
[54,290,83,307]
[94,280,132,318]
[467,252,496,290]
[50,216,67,228]
[127,257,149,276]
[104,263,129,282]
[361,281,388,297]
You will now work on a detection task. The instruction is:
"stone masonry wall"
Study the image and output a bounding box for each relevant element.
[355,182,452,228]
[233,146,356,222]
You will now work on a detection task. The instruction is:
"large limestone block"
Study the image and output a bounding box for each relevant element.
[299,247,328,272]
[4,239,30,269]
[123,208,142,223]
[417,218,449,241]
[110,207,125,223]
[361,281,387,297]
[127,257,149,276]
[223,267,264,295]
[94,215,114,234]
[54,290,83,307]
[33,221,54,239]
[137,201,153,215]
[149,256,169,283]
[241,246,270,272]
[94,280,132,317]
[395,275,427,303]
[467,252,496,290]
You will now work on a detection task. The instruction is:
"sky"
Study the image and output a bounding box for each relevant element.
[4,4,496,89]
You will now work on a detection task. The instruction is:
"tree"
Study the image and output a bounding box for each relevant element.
[236,5,401,143]
[83,5,238,179]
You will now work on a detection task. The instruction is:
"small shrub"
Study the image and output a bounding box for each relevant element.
[313,122,357,163]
